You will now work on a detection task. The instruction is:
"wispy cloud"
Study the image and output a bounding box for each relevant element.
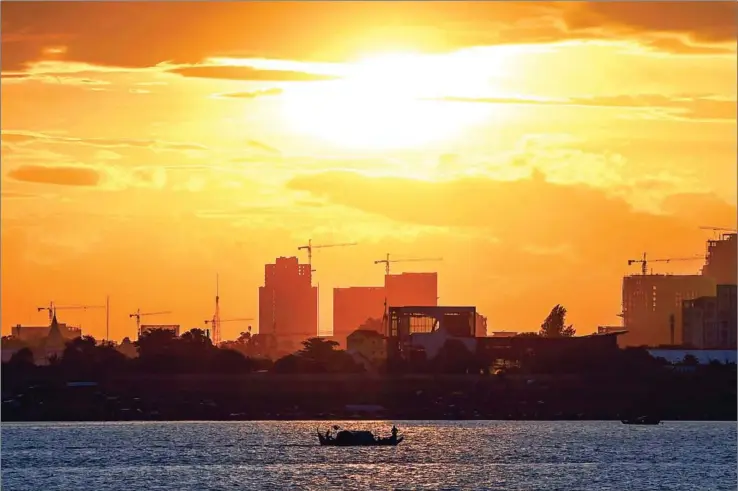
[167,66,340,82]
[428,93,737,121]
[1,131,208,152]
[211,88,283,99]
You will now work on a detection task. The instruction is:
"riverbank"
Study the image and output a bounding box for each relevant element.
[3,372,735,422]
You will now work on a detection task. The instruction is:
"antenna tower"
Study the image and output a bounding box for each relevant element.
[213,273,222,345]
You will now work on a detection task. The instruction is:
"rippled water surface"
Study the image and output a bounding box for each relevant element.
[2,421,735,490]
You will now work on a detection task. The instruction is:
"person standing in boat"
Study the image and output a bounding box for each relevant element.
[391,425,398,441]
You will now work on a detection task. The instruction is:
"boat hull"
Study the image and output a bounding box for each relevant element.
[621,419,661,425]
[317,431,403,446]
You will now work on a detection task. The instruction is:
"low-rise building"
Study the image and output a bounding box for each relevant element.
[11,323,81,343]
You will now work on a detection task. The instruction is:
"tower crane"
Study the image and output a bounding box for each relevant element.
[627,253,705,276]
[37,301,105,323]
[129,309,172,338]
[374,253,443,275]
[298,239,358,272]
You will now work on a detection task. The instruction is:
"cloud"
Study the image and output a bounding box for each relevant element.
[1,191,43,199]
[0,73,111,86]
[2,3,733,73]
[561,3,737,45]
[246,140,280,155]
[212,88,283,99]
[167,66,339,82]
[7,164,101,187]
[0,131,208,151]
[429,93,738,121]
[286,170,736,261]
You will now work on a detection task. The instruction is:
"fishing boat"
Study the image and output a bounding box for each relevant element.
[621,416,661,425]
[317,425,404,446]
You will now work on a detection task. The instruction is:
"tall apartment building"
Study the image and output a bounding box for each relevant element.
[258,256,318,352]
[621,274,716,347]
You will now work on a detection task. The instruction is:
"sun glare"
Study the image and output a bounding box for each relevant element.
[280,52,499,150]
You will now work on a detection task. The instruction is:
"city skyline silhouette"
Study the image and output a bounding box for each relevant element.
[2,1,736,342]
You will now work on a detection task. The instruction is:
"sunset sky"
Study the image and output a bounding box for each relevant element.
[2,2,736,341]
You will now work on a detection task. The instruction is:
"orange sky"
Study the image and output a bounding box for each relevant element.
[2,2,736,341]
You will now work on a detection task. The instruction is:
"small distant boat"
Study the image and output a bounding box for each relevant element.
[317,426,404,446]
[621,416,661,425]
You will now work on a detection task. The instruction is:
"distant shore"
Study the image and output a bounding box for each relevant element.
[3,372,735,423]
[4,416,736,423]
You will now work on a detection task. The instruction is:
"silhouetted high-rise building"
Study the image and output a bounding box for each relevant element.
[333,286,385,347]
[385,272,438,309]
[258,256,317,352]
[622,274,715,347]
[702,233,737,286]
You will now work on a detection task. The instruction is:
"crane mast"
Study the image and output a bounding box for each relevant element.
[297,239,358,336]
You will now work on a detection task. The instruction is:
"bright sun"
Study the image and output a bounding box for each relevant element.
[280,52,498,150]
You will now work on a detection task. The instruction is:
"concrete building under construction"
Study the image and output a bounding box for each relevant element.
[332,286,385,347]
[385,272,438,309]
[702,233,737,285]
[258,256,317,352]
[622,274,715,347]
[621,233,736,348]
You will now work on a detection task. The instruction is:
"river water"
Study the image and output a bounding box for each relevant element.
[1,421,735,490]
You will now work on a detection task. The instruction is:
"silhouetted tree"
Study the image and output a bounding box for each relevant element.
[59,335,127,375]
[61,336,98,368]
[117,337,138,358]
[272,354,302,373]
[181,328,212,347]
[299,337,339,361]
[210,348,253,373]
[271,337,364,373]
[539,305,576,337]
[137,329,178,357]
[2,335,29,351]
[8,347,35,369]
